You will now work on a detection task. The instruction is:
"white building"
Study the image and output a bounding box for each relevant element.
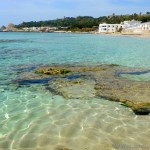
[99,20,142,33]
[99,23,123,33]
[122,20,141,28]
[123,21,150,33]
[139,22,150,31]
[123,25,142,33]
[122,20,142,33]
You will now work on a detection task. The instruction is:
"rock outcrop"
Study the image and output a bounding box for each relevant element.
[15,64,150,115]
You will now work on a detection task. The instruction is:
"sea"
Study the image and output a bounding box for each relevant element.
[0,32,150,150]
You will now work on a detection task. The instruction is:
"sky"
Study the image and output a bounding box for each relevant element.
[0,0,150,26]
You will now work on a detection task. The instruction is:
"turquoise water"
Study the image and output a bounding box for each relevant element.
[1,32,150,68]
[0,32,150,149]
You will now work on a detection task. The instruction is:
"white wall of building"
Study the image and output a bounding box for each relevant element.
[99,23,123,33]
[139,22,150,31]
[123,22,150,33]
[122,20,141,28]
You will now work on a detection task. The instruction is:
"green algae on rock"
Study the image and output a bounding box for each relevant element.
[35,67,72,75]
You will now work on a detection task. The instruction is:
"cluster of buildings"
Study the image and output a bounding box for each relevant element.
[21,26,69,32]
[99,20,150,34]
[0,26,69,32]
[22,26,59,32]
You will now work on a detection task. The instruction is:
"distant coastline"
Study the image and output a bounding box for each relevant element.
[1,30,150,38]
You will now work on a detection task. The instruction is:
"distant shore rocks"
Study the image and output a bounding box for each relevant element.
[16,64,150,115]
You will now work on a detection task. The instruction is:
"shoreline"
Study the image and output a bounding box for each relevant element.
[1,30,150,38]
[94,32,150,38]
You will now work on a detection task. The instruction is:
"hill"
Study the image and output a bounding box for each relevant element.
[16,13,150,32]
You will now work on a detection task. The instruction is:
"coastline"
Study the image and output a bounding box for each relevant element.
[1,30,150,38]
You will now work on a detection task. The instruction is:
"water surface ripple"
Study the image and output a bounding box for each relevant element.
[0,32,150,149]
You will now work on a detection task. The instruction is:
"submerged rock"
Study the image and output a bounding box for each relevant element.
[15,64,150,115]
[48,78,96,99]
[93,68,150,115]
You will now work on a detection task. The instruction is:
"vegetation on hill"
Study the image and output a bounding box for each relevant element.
[15,12,150,32]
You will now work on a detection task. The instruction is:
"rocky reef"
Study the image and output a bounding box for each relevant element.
[15,64,150,115]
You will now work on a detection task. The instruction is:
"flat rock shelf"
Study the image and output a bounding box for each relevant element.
[15,64,150,115]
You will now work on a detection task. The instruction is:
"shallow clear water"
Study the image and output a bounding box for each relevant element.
[0,32,150,149]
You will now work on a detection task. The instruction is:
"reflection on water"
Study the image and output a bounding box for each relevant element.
[0,84,150,149]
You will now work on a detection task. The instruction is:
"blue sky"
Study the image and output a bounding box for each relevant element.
[0,0,150,26]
